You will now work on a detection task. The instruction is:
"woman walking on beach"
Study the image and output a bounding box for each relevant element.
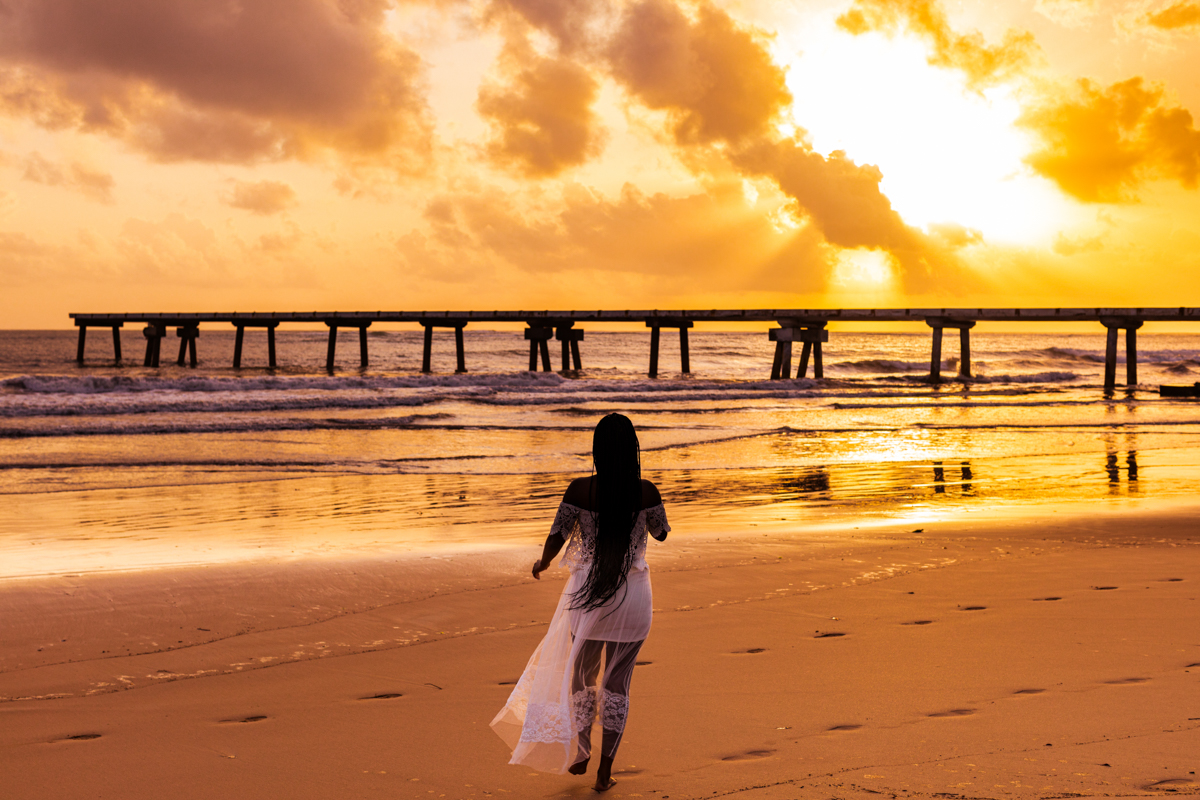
[491,413,670,792]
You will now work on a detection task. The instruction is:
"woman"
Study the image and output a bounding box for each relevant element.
[491,413,669,792]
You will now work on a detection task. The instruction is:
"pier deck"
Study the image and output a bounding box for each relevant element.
[69,308,1200,391]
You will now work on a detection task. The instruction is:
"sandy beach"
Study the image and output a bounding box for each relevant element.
[2,499,1197,800]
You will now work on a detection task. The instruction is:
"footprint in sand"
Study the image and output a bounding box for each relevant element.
[928,709,975,718]
[220,715,267,723]
[1146,779,1200,792]
[814,632,846,638]
[1161,578,1184,582]
[1105,677,1149,685]
[1185,663,1200,669]
[1013,688,1045,695]
[497,679,518,686]
[1033,597,1062,601]
[51,733,102,743]
[959,606,987,611]
[1093,586,1118,591]
[721,749,775,761]
[828,724,861,731]
[636,660,653,666]
[734,648,768,654]
[902,620,934,626]
[359,693,403,700]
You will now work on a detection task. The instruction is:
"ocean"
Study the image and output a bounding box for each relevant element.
[4,327,1200,580]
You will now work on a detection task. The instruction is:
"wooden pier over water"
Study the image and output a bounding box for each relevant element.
[69,308,1200,391]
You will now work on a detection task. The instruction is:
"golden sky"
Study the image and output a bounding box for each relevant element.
[2,0,1200,328]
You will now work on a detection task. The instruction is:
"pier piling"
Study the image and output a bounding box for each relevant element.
[524,326,553,371]
[175,326,199,367]
[232,322,279,368]
[646,319,692,377]
[324,319,371,372]
[142,324,166,367]
[926,318,976,381]
[420,320,468,373]
[76,325,86,364]
[555,323,583,371]
[1100,317,1143,390]
[770,323,827,379]
[112,325,122,363]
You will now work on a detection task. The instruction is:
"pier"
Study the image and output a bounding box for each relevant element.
[69,308,1200,391]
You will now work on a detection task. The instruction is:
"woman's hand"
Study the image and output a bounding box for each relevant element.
[531,559,548,580]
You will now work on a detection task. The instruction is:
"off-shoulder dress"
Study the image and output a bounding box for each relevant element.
[490,501,670,773]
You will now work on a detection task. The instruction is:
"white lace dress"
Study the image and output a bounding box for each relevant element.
[490,502,670,773]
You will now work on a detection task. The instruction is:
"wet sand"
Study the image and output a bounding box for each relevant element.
[1,502,1198,799]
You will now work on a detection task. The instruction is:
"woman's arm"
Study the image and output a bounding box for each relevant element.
[532,479,589,579]
[531,533,567,580]
[643,479,669,541]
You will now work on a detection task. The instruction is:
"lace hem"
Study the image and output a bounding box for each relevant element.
[519,702,573,744]
[571,688,597,733]
[600,691,629,731]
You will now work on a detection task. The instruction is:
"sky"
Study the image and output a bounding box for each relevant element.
[2,0,1200,328]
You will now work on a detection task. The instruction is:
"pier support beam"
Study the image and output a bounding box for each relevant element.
[925,317,976,382]
[555,323,583,371]
[419,320,468,373]
[232,322,279,369]
[75,322,125,364]
[770,323,827,379]
[646,319,693,378]
[524,326,553,371]
[175,326,199,367]
[142,324,166,367]
[1100,316,1144,391]
[324,319,372,372]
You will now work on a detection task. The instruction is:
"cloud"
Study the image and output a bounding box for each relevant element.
[727,136,953,290]
[1019,77,1200,202]
[488,0,613,54]
[1052,231,1105,255]
[400,180,832,293]
[606,0,792,146]
[20,151,116,203]
[117,213,228,281]
[0,229,73,287]
[0,0,433,167]
[224,180,298,215]
[476,37,606,176]
[1033,0,1099,28]
[928,222,984,247]
[836,0,1039,88]
[1144,1,1200,29]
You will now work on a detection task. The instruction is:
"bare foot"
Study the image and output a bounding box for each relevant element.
[594,754,615,791]
[568,758,589,775]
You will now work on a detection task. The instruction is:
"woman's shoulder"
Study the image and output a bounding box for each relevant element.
[640,479,662,509]
[562,476,594,508]
[560,477,661,511]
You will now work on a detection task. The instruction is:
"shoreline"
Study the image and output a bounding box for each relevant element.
[2,499,1198,798]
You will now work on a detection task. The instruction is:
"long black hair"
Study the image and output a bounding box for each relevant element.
[570,413,642,613]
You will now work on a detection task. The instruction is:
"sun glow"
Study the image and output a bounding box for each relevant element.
[783,30,1073,245]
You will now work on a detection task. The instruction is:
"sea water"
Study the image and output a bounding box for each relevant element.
[3,327,1200,578]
